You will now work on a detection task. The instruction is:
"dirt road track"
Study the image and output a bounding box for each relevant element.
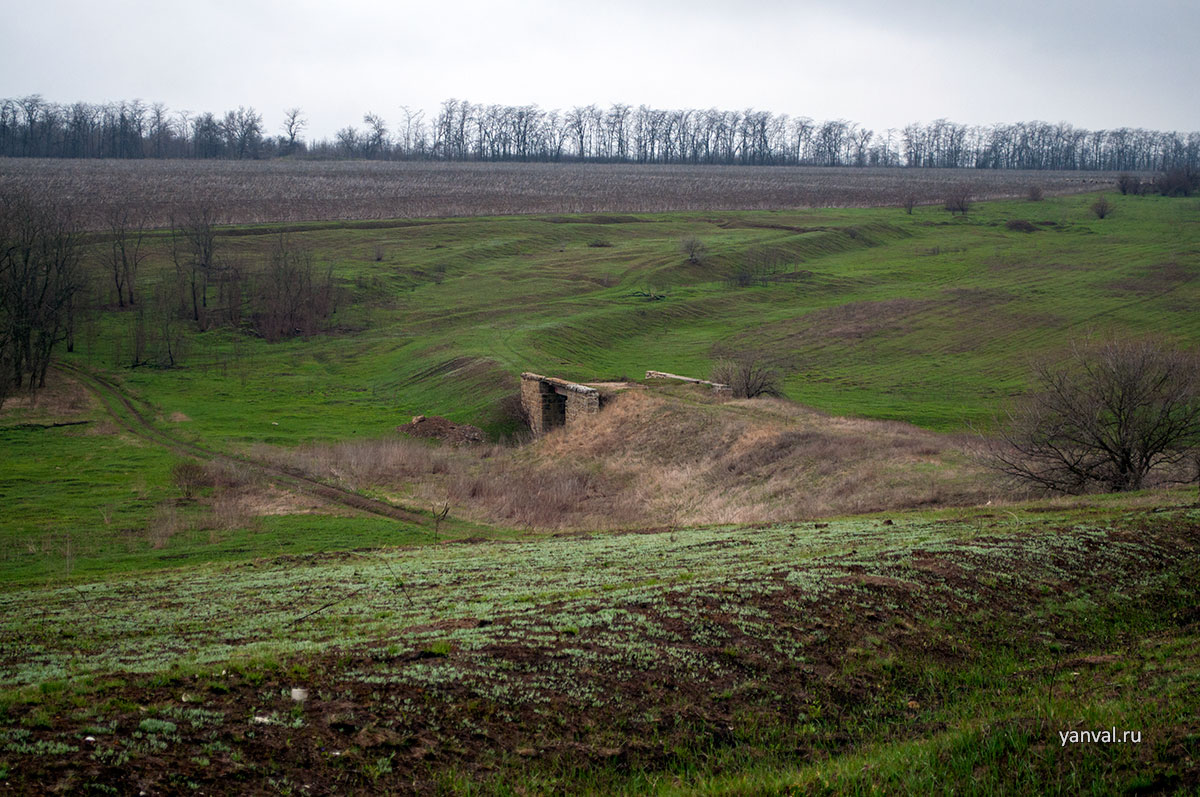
[53,361,433,528]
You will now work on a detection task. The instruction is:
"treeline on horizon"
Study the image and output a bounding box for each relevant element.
[3,95,1199,172]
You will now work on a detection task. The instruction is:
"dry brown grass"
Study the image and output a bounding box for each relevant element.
[0,371,96,421]
[147,503,183,549]
[256,389,1009,531]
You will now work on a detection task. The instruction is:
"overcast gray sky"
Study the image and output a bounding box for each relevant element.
[3,0,1197,141]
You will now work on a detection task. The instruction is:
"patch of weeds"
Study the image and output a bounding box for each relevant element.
[422,640,453,657]
[364,752,396,781]
[5,739,79,754]
[267,776,299,794]
[161,706,226,729]
[137,718,178,735]
[166,772,202,790]
[92,745,131,766]
[80,720,117,736]
[37,681,68,697]
[101,697,137,713]
[20,709,52,730]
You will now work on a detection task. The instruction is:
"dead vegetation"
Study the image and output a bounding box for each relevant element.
[146,459,331,549]
[259,390,1005,530]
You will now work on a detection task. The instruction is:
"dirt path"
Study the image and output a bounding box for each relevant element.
[53,361,433,528]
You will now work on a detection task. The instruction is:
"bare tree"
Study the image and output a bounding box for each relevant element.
[170,205,219,325]
[987,339,1200,493]
[0,190,83,402]
[102,203,148,307]
[281,107,306,156]
[222,106,263,159]
[680,236,707,265]
[711,355,784,399]
[362,113,389,159]
[250,234,334,341]
[335,126,359,158]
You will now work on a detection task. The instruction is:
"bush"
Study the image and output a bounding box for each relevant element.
[944,186,971,216]
[1091,196,1114,219]
[680,236,707,264]
[1154,167,1200,197]
[712,356,784,399]
[1116,173,1140,196]
[1026,185,1044,202]
[171,461,208,499]
[988,339,1200,493]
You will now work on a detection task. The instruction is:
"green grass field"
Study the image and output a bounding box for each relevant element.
[66,192,1200,443]
[1,192,1198,793]
[4,193,1198,575]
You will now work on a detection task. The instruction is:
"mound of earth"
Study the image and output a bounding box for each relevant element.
[397,414,485,445]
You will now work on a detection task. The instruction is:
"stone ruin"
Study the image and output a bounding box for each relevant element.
[518,369,728,436]
[520,372,602,436]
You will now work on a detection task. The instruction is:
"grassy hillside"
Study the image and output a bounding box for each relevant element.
[2,192,1198,793]
[2,192,1196,583]
[67,193,1198,446]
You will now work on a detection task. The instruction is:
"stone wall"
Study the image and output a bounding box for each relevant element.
[520,372,601,436]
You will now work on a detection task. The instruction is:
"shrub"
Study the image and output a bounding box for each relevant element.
[172,461,207,499]
[680,236,707,264]
[1154,167,1200,197]
[944,186,971,216]
[1116,173,1140,195]
[1026,185,1044,202]
[1091,196,1114,219]
[711,356,784,399]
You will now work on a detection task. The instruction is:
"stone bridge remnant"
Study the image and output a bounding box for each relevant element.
[520,373,602,436]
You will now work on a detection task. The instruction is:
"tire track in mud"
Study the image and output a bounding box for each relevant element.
[53,361,433,528]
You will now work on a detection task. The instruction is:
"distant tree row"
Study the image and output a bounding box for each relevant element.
[3,95,1198,172]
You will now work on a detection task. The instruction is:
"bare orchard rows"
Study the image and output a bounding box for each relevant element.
[0,159,1117,228]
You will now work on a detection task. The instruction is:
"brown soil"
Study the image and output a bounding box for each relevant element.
[3,515,1197,794]
[397,415,485,445]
